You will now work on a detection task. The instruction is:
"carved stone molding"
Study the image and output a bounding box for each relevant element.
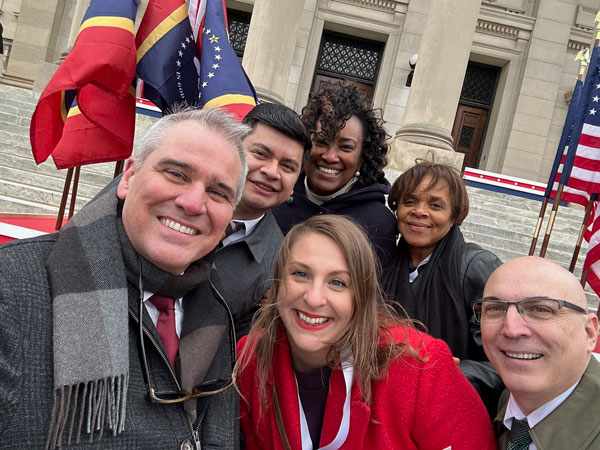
[574,3,596,31]
[477,19,520,39]
[334,0,406,14]
[475,4,534,54]
[568,26,594,54]
[482,0,528,15]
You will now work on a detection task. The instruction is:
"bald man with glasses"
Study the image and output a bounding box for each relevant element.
[476,256,599,449]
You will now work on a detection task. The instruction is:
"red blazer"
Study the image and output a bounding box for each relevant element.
[237,326,497,450]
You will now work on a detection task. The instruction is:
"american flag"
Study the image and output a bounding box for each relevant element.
[566,42,600,297]
[584,198,600,296]
[545,76,590,207]
[564,45,600,195]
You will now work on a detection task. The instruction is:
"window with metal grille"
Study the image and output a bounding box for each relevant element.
[227,9,251,58]
[459,63,499,108]
[315,31,383,85]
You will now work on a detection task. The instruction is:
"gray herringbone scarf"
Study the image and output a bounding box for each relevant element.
[45,184,130,449]
[45,181,217,449]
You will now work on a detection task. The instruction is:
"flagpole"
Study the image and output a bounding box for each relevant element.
[570,193,599,272]
[529,197,548,255]
[582,267,589,288]
[538,49,590,258]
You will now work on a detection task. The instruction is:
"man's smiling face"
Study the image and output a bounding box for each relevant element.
[481,257,598,414]
[117,120,241,274]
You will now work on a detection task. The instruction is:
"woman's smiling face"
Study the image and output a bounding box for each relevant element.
[396,175,454,265]
[277,232,355,372]
[304,115,363,196]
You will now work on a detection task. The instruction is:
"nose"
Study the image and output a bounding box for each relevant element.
[174,184,208,216]
[303,281,327,308]
[410,202,428,217]
[260,158,280,180]
[321,145,340,163]
[500,304,532,338]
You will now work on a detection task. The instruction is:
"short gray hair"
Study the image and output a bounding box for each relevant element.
[132,107,250,206]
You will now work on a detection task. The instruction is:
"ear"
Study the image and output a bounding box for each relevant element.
[585,313,599,353]
[117,160,136,200]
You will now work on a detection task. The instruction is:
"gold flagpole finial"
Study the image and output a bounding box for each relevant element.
[576,48,590,76]
[596,11,600,38]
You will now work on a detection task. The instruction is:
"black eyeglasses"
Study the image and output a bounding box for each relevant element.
[137,266,237,404]
[473,296,588,323]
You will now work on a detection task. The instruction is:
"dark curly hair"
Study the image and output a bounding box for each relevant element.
[301,82,390,186]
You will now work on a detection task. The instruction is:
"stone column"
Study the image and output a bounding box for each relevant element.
[1,0,62,88]
[66,0,90,50]
[242,0,305,104]
[388,0,482,171]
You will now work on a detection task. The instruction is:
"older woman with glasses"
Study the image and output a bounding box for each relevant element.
[382,160,504,416]
[236,215,496,449]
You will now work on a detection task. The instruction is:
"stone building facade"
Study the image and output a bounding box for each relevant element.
[1,0,599,181]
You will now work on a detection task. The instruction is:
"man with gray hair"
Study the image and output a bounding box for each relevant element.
[0,108,249,449]
[476,256,600,449]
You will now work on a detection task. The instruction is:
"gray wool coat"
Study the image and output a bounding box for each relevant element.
[0,234,239,450]
[213,211,283,338]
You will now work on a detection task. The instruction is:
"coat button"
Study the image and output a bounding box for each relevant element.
[180,439,195,450]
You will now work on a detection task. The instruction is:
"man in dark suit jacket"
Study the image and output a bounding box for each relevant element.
[477,256,600,449]
[214,103,311,338]
[0,108,249,449]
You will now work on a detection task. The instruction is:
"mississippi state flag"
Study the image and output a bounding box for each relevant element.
[189,0,257,120]
[136,0,200,111]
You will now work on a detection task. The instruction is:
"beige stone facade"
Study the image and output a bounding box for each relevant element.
[1,0,599,183]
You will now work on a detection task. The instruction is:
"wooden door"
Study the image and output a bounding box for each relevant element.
[451,105,488,170]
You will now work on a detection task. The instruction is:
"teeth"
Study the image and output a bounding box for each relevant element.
[505,352,542,360]
[318,166,341,175]
[255,182,275,192]
[160,218,198,235]
[297,310,329,325]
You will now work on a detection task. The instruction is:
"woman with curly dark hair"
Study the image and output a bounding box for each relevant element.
[272,82,397,265]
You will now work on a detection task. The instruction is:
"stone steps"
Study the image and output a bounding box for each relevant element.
[461,187,597,307]
[0,83,157,216]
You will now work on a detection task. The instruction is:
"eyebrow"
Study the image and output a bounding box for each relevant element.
[482,296,555,302]
[156,158,195,173]
[251,143,300,169]
[156,158,236,200]
[337,137,358,145]
[289,261,351,276]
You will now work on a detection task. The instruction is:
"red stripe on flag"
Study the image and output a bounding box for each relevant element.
[579,133,600,149]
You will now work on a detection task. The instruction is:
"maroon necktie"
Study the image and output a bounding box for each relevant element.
[149,294,179,368]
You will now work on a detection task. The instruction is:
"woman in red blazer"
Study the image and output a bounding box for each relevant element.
[236,215,496,450]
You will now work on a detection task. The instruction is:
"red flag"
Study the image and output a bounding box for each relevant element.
[584,199,600,297]
[548,146,590,207]
[30,0,138,169]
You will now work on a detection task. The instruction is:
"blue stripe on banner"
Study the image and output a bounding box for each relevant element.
[84,0,137,23]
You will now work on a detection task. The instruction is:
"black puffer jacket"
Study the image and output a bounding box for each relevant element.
[272,173,397,266]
